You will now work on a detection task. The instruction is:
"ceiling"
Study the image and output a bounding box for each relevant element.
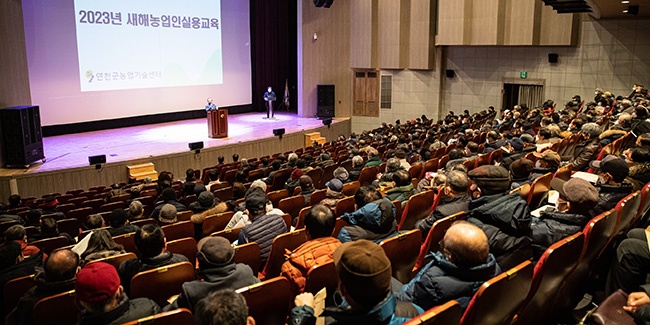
[588,0,650,18]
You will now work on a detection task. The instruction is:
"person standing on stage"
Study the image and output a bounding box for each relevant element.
[205,97,217,111]
[264,86,277,119]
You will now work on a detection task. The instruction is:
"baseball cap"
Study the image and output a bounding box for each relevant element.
[75,262,120,303]
[589,155,629,182]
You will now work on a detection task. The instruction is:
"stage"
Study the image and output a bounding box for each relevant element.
[0,112,350,200]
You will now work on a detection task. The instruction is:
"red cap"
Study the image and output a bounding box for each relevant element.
[75,262,120,303]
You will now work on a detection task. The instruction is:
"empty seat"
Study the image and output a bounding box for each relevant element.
[3,274,35,317]
[461,260,533,325]
[130,261,196,307]
[380,229,422,283]
[166,237,198,265]
[236,277,292,325]
[341,181,361,197]
[67,207,94,223]
[57,218,81,237]
[161,220,194,241]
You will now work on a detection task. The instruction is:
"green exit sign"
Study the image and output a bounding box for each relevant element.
[520,71,527,79]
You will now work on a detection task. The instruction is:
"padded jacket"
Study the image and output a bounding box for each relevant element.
[467,193,533,270]
[530,211,591,254]
[385,184,417,208]
[164,263,259,312]
[591,183,634,217]
[8,269,76,325]
[338,198,397,243]
[280,237,341,294]
[290,293,423,325]
[395,251,501,310]
[118,251,189,294]
[238,213,288,265]
[569,138,601,172]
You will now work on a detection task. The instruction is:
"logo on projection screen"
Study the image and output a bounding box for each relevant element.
[74,0,223,92]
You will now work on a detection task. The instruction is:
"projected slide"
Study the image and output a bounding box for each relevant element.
[73,0,223,92]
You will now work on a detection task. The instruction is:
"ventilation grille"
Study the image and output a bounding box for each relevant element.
[381,75,392,109]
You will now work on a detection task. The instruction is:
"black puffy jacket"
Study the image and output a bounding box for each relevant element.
[530,211,591,256]
[467,193,533,270]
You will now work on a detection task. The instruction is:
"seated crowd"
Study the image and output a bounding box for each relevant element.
[1,84,650,324]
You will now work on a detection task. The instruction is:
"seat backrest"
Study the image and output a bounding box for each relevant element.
[295,206,311,229]
[304,261,338,296]
[334,196,355,218]
[130,261,196,307]
[88,252,137,270]
[213,186,234,203]
[33,290,79,325]
[0,220,21,235]
[309,189,327,205]
[640,182,650,222]
[358,166,378,186]
[526,172,552,209]
[342,181,361,197]
[278,195,306,223]
[552,164,572,181]
[409,163,424,180]
[201,212,235,237]
[113,232,139,254]
[270,168,292,192]
[461,260,533,325]
[67,207,94,223]
[131,218,157,228]
[248,169,266,182]
[211,226,243,243]
[306,168,323,190]
[331,218,349,238]
[234,242,262,275]
[81,198,105,213]
[320,164,339,188]
[30,236,69,255]
[3,274,35,316]
[236,277,293,325]
[402,300,463,325]
[122,308,194,325]
[166,237,198,265]
[414,212,467,273]
[380,229,422,283]
[57,218,81,237]
[176,210,193,222]
[161,220,194,241]
[421,158,439,178]
[514,232,584,325]
[99,201,126,213]
[267,189,290,208]
[550,209,618,316]
[262,229,308,279]
[438,155,450,170]
[614,191,642,237]
[55,203,76,214]
[398,190,436,231]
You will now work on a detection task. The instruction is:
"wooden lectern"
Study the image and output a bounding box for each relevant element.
[207,109,228,138]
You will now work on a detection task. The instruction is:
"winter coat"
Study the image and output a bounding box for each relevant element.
[118,251,189,294]
[395,251,501,310]
[415,194,469,237]
[320,189,345,210]
[599,129,627,146]
[626,162,650,191]
[385,184,417,208]
[530,211,591,255]
[338,198,397,243]
[290,294,423,325]
[238,213,288,265]
[591,183,634,217]
[467,193,533,270]
[569,138,601,171]
[9,270,76,325]
[280,237,341,294]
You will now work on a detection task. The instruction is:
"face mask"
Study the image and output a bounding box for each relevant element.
[535,160,543,169]
[595,92,598,95]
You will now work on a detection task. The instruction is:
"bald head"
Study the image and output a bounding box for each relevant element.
[443,221,489,267]
[45,249,80,282]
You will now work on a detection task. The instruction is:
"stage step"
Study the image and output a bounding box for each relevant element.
[127,163,158,181]
[315,137,327,145]
[305,132,323,147]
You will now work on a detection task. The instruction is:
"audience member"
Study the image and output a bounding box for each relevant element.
[40,196,66,219]
[128,200,145,221]
[509,158,535,189]
[24,209,42,228]
[0,241,43,316]
[189,191,217,213]
[84,214,106,231]
[5,225,43,258]
[194,289,256,325]
[567,122,602,171]
[164,237,259,312]
[76,262,160,324]
[415,170,470,237]
[118,224,189,294]
[531,150,561,177]
[8,194,22,209]
[150,188,186,220]
[81,229,126,264]
[30,216,76,244]
[625,147,650,190]
[238,192,287,265]
[107,209,139,236]
[338,186,397,243]
[530,178,598,255]
[466,165,533,270]
[281,205,341,294]
[299,175,316,206]
[0,203,23,224]
[384,169,417,208]
[348,155,364,181]
[589,155,634,216]
[9,248,79,325]
[364,147,382,167]
[320,179,345,210]
[396,221,501,309]
[290,240,423,324]
[158,204,178,226]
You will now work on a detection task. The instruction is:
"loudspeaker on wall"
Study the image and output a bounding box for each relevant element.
[445,69,455,78]
[548,53,559,63]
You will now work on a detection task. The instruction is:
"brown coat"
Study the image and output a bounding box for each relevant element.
[190,202,229,224]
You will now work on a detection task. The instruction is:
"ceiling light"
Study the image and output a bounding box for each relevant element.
[623,9,629,12]
[622,0,629,3]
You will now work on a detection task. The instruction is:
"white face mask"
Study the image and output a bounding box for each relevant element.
[535,160,543,169]
[595,92,598,95]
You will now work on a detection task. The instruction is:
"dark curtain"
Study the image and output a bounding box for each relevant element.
[250,0,297,113]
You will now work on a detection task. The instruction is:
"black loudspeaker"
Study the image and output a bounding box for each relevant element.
[189,142,204,154]
[314,0,334,8]
[88,155,106,165]
[317,84,335,118]
[273,128,285,139]
[445,69,455,78]
[0,106,44,167]
[548,53,559,63]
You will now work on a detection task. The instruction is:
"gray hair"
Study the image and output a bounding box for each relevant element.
[581,123,601,137]
[352,155,364,167]
[288,153,299,162]
[129,200,143,217]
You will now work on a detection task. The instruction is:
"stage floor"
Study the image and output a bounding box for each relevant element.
[0,112,340,176]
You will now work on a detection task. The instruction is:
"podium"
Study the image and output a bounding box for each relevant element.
[207,109,228,138]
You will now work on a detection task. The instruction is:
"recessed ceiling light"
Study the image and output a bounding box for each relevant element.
[623,9,629,12]
[622,0,630,3]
